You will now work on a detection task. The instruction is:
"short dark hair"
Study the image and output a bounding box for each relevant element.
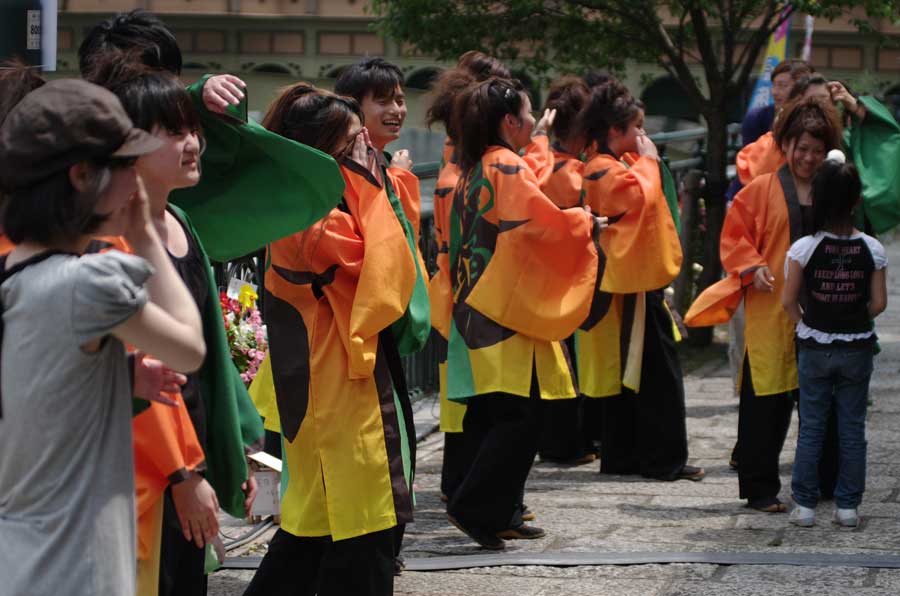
[577,77,643,153]
[453,77,525,171]
[333,57,404,103]
[79,10,182,77]
[771,58,814,83]
[811,159,862,233]
[544,75,590,145]
[88,59,200,136]
[263,83,363,158]
[1,161,122,245]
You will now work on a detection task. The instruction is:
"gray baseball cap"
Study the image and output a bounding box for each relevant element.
[0,78,162,191]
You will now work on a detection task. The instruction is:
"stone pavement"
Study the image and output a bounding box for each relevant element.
[211,239,900,595]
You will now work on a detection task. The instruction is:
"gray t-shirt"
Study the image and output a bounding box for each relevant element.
[0,251,152,596]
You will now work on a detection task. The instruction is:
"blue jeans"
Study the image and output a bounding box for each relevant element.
[792,344,872,509]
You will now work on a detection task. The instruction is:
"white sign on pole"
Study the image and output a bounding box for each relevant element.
[26,10,40,50]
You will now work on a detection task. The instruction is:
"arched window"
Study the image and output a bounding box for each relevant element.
[326,65,350,79]
[252,63,293,75]
[405,67,443,90]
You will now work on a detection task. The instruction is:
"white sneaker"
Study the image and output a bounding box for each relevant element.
[789,504,816,527]
[833,508,859,528]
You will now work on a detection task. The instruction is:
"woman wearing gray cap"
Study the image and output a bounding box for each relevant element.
[0,79,206,596]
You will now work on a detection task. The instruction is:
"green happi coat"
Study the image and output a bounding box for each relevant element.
[171,75,345,262]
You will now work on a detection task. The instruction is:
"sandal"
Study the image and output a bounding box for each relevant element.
[748,498,786,513]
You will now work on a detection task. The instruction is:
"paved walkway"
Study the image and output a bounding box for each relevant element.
[211,238,900,596]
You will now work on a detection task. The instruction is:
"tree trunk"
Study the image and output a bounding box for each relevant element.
[673,169,702,314]
[691,103,730,346]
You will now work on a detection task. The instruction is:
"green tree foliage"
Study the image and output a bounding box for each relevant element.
[370,0,899,332]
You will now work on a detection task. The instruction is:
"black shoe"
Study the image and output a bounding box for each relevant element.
[677,465,706,481]
[496,524,546,540]
[747,497,786,513]
[521,504,536,522]
[393,557,405,576]
[447,514,506,550]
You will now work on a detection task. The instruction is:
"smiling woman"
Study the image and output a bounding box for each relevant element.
[687,96,844,514]
[87,59,266,595]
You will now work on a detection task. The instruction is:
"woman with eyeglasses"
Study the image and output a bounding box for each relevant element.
[443,77,608,549]
[91,62,265,596]
[576,77,703,483]
[241,83,419,596]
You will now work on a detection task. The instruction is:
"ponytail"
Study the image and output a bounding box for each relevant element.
[544,75,589,145]
[426,52,510,142]
[811,150,861,234]
[452,77,524,171]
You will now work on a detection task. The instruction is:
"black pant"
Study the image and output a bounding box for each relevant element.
[159,489,207,596]
[538,396,595,461]
[447,388,541,532]
[731,384,838,500]
[600,291,689,480]
[582,397,604,445]
[441,431,468,501]
[737,358,795,501]
[242,528,395,596]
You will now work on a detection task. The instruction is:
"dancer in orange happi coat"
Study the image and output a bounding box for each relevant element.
[686,98,845,512]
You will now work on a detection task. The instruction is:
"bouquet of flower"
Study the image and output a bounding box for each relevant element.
[220,284,267,386]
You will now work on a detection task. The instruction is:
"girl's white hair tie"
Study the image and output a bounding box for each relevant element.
[826,149,846,164]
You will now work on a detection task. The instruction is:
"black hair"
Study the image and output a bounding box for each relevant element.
[263,83,363,158]
[583,70,612,89]
[333,57,404,103]
[544,75,590,145]
[453,77,525,171]
[771,58,814,83]
[788,74,829,102]
[88,58,200,136]
[577,78,643,154]
[1,162,122,245]
[811,158,862,233]
[426,52,509,140]
[79,10,182,78]
[0,60,45,127]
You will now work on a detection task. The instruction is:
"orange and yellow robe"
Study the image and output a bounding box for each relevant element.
[263,160,421,541]
[736,131,783,187]
[541,143,585,209]
[446,145,600,401]
[575,153,683,398]
[432,136,557,420]
[685,166,803,396]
